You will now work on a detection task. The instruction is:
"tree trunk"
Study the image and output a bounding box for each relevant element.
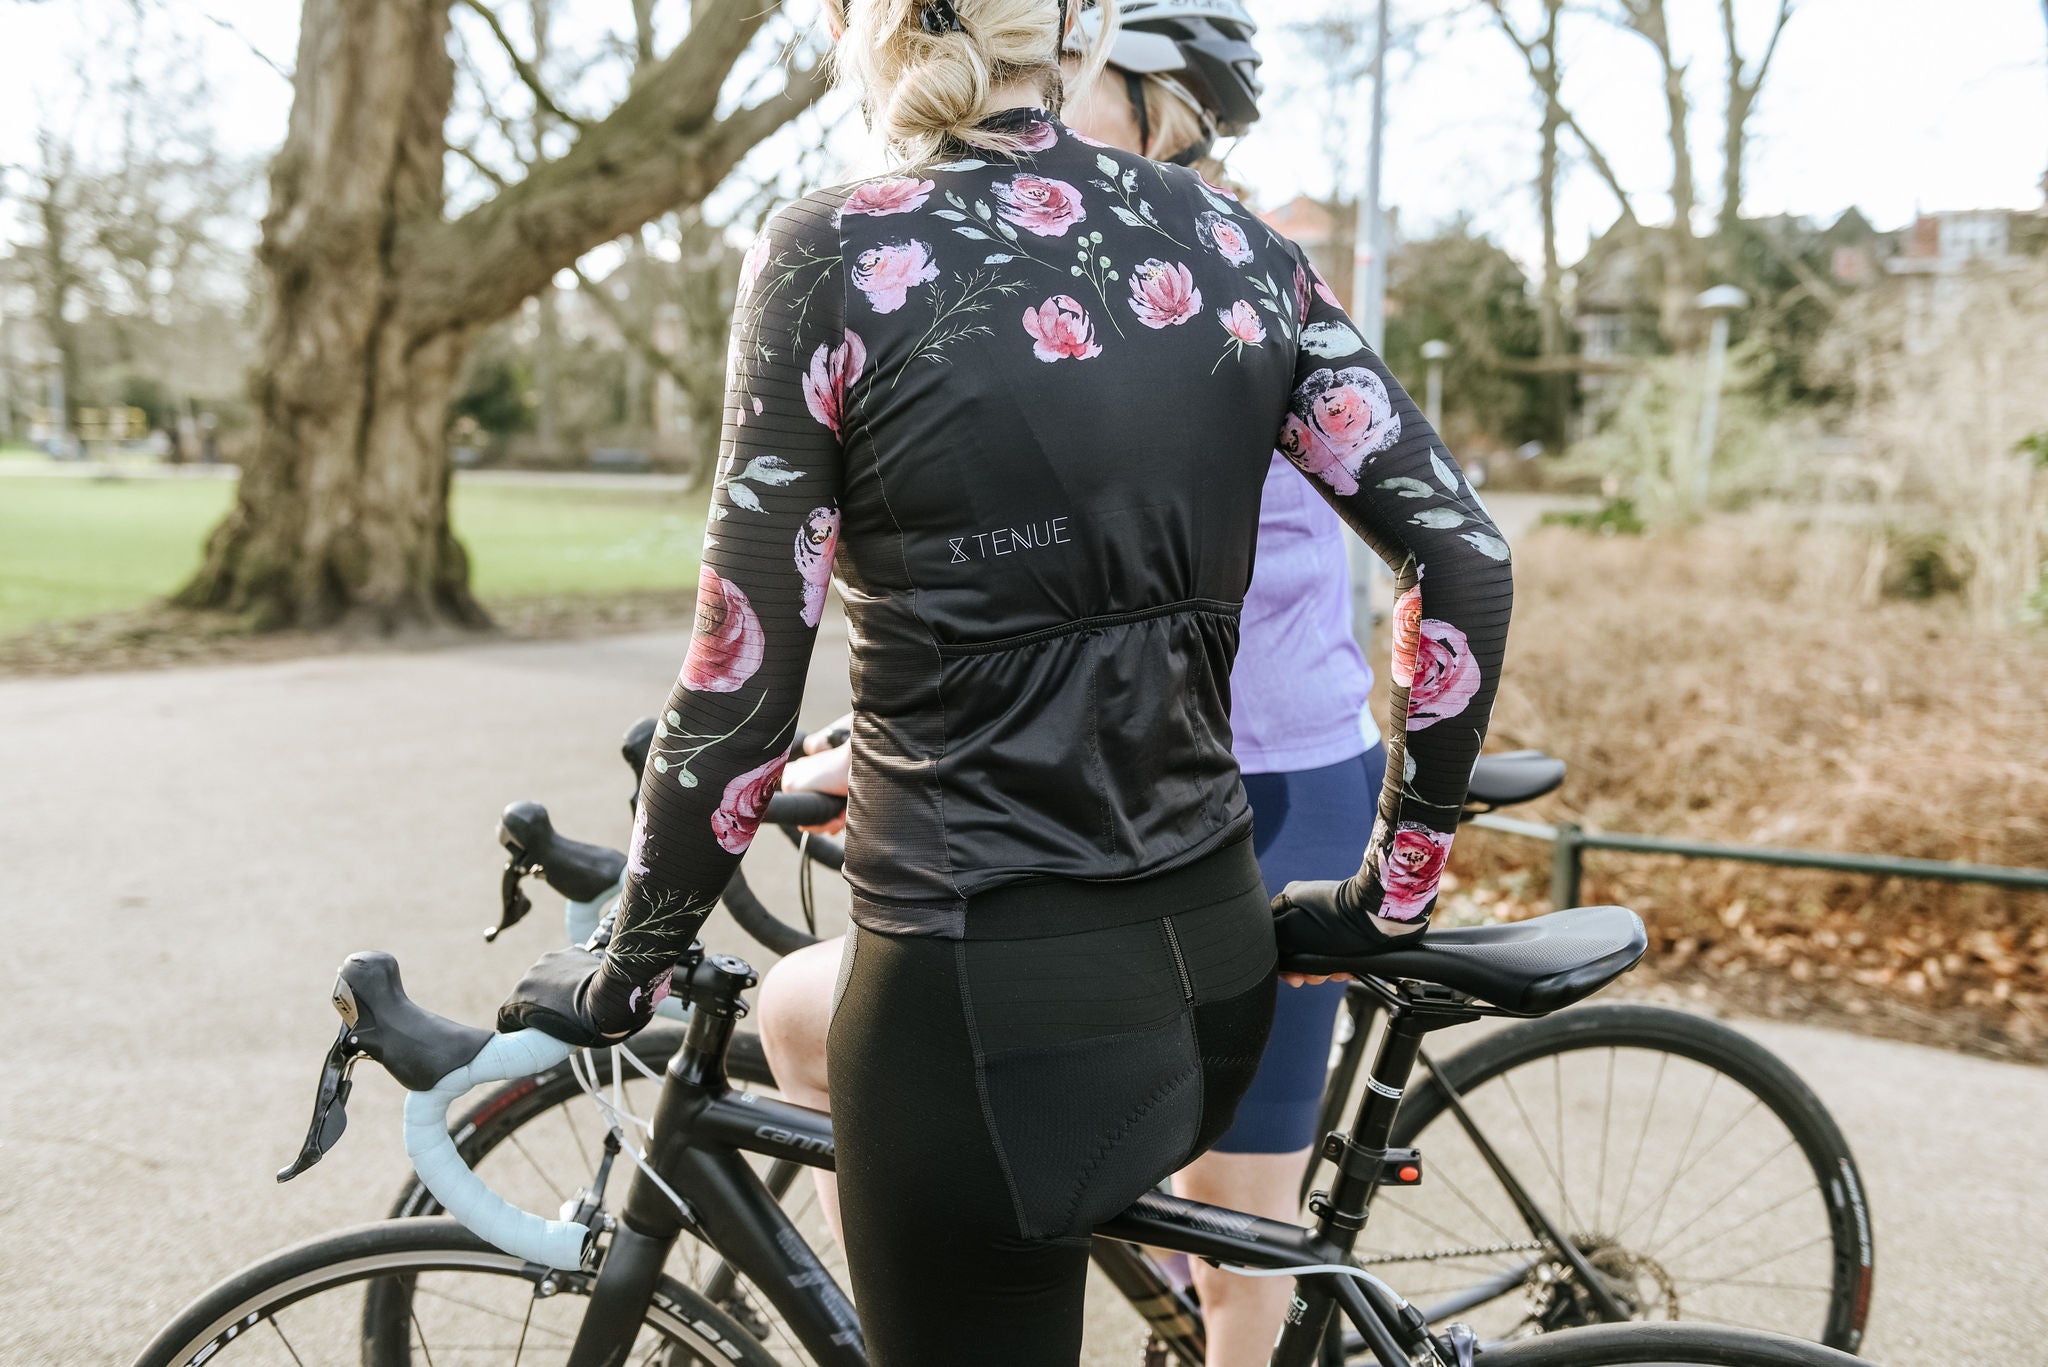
[1620,0,1703,350]
[178,0,824,631]
[179,0,482,630]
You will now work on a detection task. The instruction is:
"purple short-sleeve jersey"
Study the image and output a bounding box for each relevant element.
[1230,453,1379,775]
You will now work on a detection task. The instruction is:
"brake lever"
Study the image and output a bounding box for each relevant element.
[276,1020,362,1182]
[486,852,536,943]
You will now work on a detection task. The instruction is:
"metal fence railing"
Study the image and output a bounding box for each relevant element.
[1466,813,2048,911]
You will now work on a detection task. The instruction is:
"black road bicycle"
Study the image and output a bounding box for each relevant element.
[382,727,1872,1362]
[135,893,1871,1367]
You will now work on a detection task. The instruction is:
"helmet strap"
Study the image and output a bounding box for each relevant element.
[1122,69,1153,156]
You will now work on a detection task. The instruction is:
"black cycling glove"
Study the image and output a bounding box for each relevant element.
[496,946,647,1047]
[1270,877,1423,964]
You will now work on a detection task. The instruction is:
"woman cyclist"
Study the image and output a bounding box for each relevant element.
[499,2,1513,1363]
[757,6,1408,1361]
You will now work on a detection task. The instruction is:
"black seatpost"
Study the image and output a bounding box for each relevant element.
[1281,987,1479,1365]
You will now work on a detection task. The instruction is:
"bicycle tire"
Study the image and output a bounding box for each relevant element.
[1388,1004,1873,1353]
[1468,1320,1863,1365]
[387,1021,777,1219]
[130,1217,782,1367]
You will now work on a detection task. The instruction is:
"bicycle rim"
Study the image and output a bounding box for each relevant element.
[1360,1004,1870,1350]
[130,1218,779,1367]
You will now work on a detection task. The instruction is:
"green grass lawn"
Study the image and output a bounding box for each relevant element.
[0,473,708,633]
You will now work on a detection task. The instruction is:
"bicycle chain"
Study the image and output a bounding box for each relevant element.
[1355,1239,1545,1266]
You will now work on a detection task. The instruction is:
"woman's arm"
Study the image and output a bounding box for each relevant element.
[500,196,851,1043]
[1270,246,1514,944]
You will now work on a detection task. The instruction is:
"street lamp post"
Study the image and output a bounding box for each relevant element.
[1420,338,1450,431]
[1691,284,1748,506]
[1360,0,1391,351]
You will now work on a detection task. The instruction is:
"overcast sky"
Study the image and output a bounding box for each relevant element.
[4,0,2045,274]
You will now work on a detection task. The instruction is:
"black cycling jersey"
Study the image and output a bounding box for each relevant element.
[585,108,1512,1032]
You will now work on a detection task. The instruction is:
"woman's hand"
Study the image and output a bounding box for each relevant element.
[800,711,854,756]
[783,713,852,834]
[1271,877,1426,986]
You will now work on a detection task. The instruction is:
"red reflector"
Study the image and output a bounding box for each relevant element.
[1398,1165,1420,1182]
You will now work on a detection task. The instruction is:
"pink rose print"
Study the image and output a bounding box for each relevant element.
[1284,366,1401,494]
[1023,295,1104,363]
[1070,128,1111,149]
[1377,822,1455,922]
[712,754,788,854]
[627,967,674,1016]
[739,235,771,294]
[1389,585,1424,688]
[1015,118,1059,152]
[795,506,841,628]
[1218,300,1266,345]
[1199,173,1240,201]
[1294,262,1312,325]
[1128,259,1203,329]
[1406,618,1482,730]
[842,177,935,219]
[802,330,866,438]
[681,566,765,693]
[1278,414,1358,496]
[852,240,940,314]
[1312,263,1342,310]
[626,807,652,878]
[993,174,1087,238]
[1196,210,1255,266]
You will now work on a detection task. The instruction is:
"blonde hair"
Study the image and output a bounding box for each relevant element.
[1129,72,1224,184]
[836,0,1119,165]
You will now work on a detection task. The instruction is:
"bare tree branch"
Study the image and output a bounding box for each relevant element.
[1718,0,1795,230]
[569,260,704,397]
[454,0,588,133]
[1480,0,1638,224]
[408,0,826,333]
[198,10,292,81]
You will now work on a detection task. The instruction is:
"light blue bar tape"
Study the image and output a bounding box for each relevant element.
[402,1030,587,1271]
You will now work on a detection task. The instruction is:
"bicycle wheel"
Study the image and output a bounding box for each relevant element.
[384,1024,828,1364]
[131,1217,781,1367]
[1357,1005,1871,1351]
[1468,1320,1862,1365]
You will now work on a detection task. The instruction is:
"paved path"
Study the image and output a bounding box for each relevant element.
[3,623,2042,1364]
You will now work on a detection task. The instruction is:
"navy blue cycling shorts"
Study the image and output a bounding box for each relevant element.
[1210,744,1388,1154]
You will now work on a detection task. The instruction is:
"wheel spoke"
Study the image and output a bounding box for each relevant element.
[1610,1052,1668,1236]
[1633,1069,1719,1248]
[511,1290,536,1366]
[415,1285,576,1341]
[1498,1070,1583,1236]
[1595,1047,1615,1232]
[264,1315,308,1367]
[1622,1134,1796,1249]
[1656,1174,1817,1265]
[411,1306,438,1367]
[506,1132,572,1204]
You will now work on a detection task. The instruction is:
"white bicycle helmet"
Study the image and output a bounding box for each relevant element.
[1067,0,1264,137]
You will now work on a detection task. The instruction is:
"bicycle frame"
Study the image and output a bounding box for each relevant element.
[551,951,1500,1367]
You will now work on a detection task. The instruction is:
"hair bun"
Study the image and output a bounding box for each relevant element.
[836,0,1116,164]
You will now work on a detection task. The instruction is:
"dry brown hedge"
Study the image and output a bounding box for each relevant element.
[1417,523,2048,1055]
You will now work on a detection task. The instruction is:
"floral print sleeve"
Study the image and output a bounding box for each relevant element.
[584,194,849,1030]
[1278,251,1514,925]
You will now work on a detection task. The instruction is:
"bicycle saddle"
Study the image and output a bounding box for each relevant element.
[1279,905,1648,1015]
[1465,750,1567,808]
